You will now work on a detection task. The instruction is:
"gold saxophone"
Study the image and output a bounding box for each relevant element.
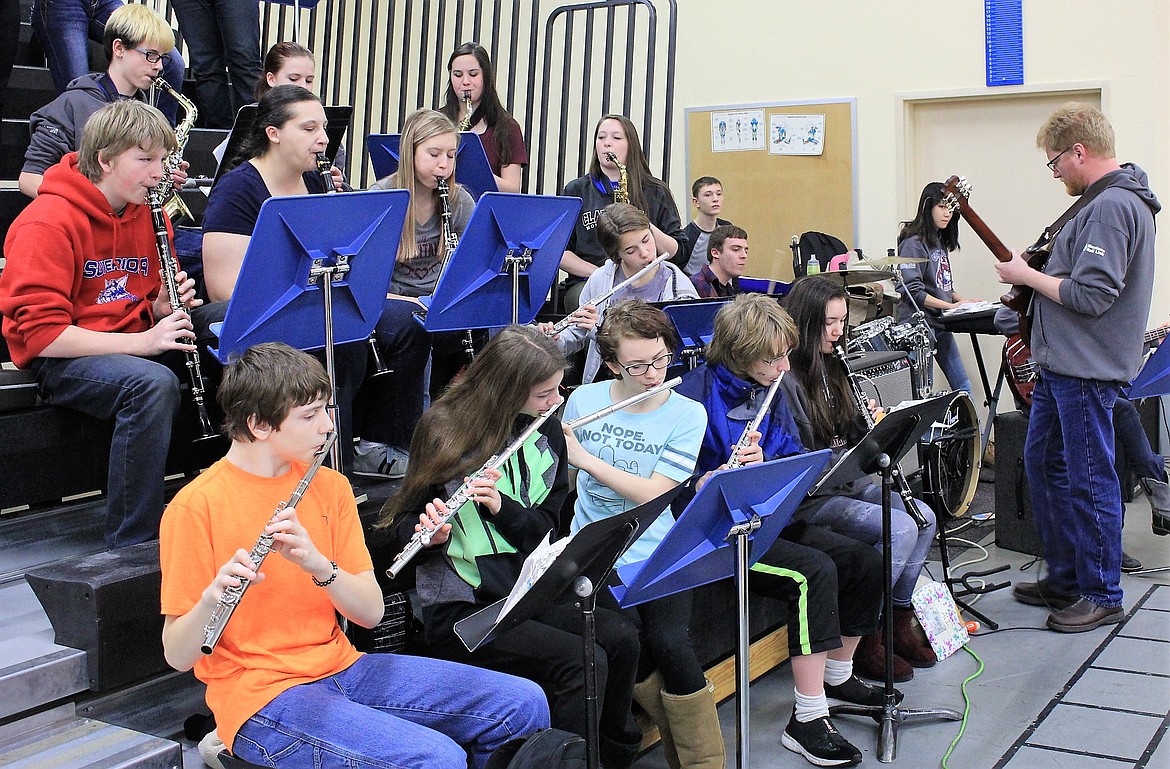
[605,152,629,204]
[460,90,474,131]
[150,77,197,225]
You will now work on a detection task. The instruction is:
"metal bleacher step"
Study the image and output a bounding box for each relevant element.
[0,580,89,721]
[0,711,181,769]
[4,66,55,122]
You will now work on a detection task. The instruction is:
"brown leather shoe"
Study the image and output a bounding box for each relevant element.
[854,631,914,683]
[1046,598,1124,633]
[1013,578,1078,610]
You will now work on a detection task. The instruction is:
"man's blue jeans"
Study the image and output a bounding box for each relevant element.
[232,654,550,769]
[1025,370,1123,608]
[31,353,180,548]
[168,0,262,128]
[31,0,185,123]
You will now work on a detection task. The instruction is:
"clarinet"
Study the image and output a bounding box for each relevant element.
[435,176,476,362]
[727,374,783,468]
[147,188,216,441]
[545,253,670,338]
[833,345,930,529]
[315,152,337,193]
[387,410,556,578]
[201,433,337,654]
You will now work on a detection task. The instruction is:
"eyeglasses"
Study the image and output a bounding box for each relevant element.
[132,47,164,64]
[762,349,791,367]
[617,351,674,377]
[1046,148,1070,172]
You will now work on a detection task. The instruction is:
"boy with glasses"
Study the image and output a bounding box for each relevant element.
[20,3,186,199]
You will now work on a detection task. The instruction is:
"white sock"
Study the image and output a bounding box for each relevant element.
[794,686,830,722]
[824,657,853,687]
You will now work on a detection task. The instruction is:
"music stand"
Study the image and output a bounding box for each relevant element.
[738,275,792,296]
[214,104,352,187]
[366,132,499,200]
[818,394,963,763]
[657,298,730,370]
[611,451,832,769]
[1126,337,1170,576]
[418,193,580,329]
[209,190,409,469]
[454,490,676,769]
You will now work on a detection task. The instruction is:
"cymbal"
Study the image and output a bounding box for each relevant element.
[802,268,894,284]
[857,255,929,267]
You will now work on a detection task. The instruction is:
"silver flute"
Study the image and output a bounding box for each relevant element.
[201,433,337,654]
[833,345,930,529]
[546,252,670,337]
[727,373,783,468]
[387,409,557,578]
[563,376,682,430]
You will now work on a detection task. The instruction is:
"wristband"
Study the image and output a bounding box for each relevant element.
[312,560,338,587]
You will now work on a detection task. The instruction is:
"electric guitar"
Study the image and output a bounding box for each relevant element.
[1004,325,1170,407]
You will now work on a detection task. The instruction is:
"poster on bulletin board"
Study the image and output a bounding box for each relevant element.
[710,109,766,152]
[770,114,825,156]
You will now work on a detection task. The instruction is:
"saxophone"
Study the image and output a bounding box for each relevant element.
[150,77,197,225]
[460,90,474,131]
[605,152,629,204]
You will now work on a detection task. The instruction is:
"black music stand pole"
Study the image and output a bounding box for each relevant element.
[820,395,962,762]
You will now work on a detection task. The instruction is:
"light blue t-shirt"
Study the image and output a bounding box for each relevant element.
[566,381,707,567]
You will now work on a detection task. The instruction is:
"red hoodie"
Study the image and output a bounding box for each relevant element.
[0,153,165,368]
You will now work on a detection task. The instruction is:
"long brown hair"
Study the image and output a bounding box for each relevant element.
[784,276,855,447]
[587,114,668,211]
[378,326,568,526]
[381,109,461,264]
[439,42,520,169]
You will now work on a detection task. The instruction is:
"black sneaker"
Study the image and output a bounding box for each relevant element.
[825,674,904,708]
[781,712,862,767]
[1121,551,1143,573]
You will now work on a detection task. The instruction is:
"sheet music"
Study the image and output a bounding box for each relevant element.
[496,531,574,623]
[941,300,1001,318]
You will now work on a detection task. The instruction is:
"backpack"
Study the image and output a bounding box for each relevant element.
[797,231,849,275]
[484,728,587,769]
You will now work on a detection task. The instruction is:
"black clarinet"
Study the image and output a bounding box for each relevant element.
[315,152,337,193]
[834,345,930,529]
[147,188,217,441]
[436,177,476,363]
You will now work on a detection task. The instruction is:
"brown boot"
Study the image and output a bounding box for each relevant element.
[633,671,679,769]
[854,631,913,683]
[660,678,725,769]
[892,607,937,668]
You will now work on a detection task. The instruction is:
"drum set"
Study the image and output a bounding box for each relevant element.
[846,313,980,518]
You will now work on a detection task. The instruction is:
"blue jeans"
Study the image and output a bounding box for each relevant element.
[1025,371,1123,608]
[169,0,261,128]
[1113,396,1165,482]
[934,330,972,394]
[232,654,550,769]
[31,353,180,548]
[31,0,185,123]
[357,298,432,450]
[810,484,938,607]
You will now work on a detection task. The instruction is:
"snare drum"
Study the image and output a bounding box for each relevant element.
[921,391,981,517]
[846,317,895,353]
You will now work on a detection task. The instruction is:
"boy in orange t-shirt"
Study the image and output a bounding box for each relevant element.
[159,343,548,768]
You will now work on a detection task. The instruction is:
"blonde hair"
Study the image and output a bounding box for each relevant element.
[77,100,177,183]
[103,3,175,59]
[379,109,461,264]
[706,294,796,381]
[1036,102,1116,159]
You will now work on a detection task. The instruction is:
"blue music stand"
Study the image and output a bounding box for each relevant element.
[1127,337,1170,399]
[739,275,792,296]
[209,189,409,467]
[418,192,581,330]
[366,132,499,200]
[658,298,731,369]
[610,450,830,769]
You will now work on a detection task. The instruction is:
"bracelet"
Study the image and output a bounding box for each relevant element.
[312,560,338,587]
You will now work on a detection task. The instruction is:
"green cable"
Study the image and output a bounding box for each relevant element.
[941,644,985,769]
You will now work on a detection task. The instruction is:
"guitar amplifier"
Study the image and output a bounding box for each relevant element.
[993,410,1044,556]
[845,351,920,477]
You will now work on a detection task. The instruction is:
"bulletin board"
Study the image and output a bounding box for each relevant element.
[685,99,856,282]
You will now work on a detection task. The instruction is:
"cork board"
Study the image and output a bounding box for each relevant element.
[685,99,856,282]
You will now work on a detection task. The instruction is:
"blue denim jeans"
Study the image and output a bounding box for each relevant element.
[232,654,550,769]
[1113,396,1165,482]
[1025,370,1123,608]
[169,0,261,128]
[934,330,972,394]
[31,353,180,548]
[810,484,938,607]
[31,0,185,123]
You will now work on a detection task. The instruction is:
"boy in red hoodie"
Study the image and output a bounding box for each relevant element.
[0,99,199,548]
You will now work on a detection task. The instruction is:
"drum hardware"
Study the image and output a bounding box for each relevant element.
[806,267,895,286]
[853,255,929,268]
[846,317,896,354]
[920,391,981,519]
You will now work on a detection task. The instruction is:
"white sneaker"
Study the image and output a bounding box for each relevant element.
[353,442,409,480]
[197,729,226,769]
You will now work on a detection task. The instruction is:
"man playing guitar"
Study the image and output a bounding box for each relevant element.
[995,103,1159,634]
